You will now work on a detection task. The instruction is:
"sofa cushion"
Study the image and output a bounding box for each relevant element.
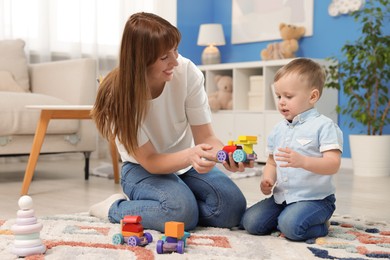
[0,71,26,92]
[0,92,79,135]
[0,39,30,92]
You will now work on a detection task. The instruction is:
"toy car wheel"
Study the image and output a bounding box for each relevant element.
[177,240,185,254]
[144,232,153,243]
[112,233,124,245]
[156,240,164,254]
[217,150,228,162]
[233,149,246,163]
[128,236,140,247]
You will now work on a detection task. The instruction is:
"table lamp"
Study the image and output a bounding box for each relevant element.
[197,24,226,65]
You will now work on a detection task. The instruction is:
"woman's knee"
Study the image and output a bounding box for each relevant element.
[161,194,199,230]
[224,182,247,213]
[124,180,199,231]
[202,185,246,228]
[224,187,247,216]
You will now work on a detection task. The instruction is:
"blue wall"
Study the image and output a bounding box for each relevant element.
[177,0,390,158]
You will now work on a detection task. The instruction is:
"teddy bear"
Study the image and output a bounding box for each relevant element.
[260,23,305,61]
[208,75,233,112]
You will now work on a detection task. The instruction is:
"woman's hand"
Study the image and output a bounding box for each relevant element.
[189,144,217,174]
[221,152,254,173]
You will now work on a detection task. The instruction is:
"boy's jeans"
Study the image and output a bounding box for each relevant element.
[242,194,336,241]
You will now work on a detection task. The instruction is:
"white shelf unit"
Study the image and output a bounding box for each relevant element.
[198,58,338,163]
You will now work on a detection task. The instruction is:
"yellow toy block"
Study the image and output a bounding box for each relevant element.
[236,135,257,154]
[165,221,184,239]
[237,135,257,144]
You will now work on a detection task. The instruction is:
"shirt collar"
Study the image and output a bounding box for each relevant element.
[286,108,320,126]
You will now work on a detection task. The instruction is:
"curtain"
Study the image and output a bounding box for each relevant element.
[0,0,177,72]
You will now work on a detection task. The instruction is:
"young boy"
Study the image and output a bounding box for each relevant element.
[241,58,343,241]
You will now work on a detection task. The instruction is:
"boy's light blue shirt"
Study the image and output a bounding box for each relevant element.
[267,108,343,204]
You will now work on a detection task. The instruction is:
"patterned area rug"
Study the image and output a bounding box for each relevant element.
[0,213,389,259]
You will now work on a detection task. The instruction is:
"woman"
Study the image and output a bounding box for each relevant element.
[89,12,251,232]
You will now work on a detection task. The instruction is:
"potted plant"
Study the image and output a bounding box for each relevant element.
[326,0,390,177]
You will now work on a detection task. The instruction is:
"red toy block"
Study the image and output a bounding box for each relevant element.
[123,215,142,224]
[122,223,143,233]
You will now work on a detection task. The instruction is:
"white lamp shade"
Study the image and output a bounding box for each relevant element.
[197,24,226,46]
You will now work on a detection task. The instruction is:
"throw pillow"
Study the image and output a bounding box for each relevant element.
[0,39,30,92]
[0,71,25,92]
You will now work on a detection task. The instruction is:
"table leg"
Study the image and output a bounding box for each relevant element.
[109,138,120,184]
[21,111,51,195]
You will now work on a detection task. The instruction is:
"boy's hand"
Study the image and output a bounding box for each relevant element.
[275,147,306,168]
[260,178,274,195]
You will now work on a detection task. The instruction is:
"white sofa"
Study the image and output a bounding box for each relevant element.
[0,39,97,178]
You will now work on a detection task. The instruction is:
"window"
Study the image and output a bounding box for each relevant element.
[0,0,177,58]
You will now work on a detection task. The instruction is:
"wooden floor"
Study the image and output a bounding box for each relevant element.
[0,156,389,222]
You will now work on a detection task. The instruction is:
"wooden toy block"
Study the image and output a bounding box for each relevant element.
[123,223,143,233]
[165,222,184,239]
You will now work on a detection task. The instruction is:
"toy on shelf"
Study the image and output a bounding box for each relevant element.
[112,215,153,247]
[208,75,233,112]
[260,23,305,61]
[11,195,46,257]
[156,221,190,254]
[217,135,258,163]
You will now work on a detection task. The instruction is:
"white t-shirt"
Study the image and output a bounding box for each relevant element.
[116,55,212,173]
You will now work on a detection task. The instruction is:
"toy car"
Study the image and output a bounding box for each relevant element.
[156,221,190,254]
[112,215,153,247]
[217,135,258,163]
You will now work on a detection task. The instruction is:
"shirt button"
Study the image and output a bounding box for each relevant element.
[285,190,288,194]
[284,177,288,182]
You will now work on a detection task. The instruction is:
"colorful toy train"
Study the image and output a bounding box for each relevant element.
[156,221,190,254]
[217,135,258,163]
[112,215,153,247]
[112,216,190,254]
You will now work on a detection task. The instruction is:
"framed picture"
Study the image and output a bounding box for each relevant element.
[232,0,313,44]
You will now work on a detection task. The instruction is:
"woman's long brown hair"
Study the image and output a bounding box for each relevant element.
[91,12,181,155]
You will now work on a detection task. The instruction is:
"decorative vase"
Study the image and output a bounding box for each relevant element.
[349,135,390,177]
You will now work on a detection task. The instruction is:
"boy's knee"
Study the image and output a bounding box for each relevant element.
[278,217,307,241]
[242,211,270,235]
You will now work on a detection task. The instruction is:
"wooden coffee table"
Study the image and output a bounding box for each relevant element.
[21,105,119,195]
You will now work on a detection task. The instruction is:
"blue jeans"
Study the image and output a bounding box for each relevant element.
[108,162,247,232]
[241,194,335,241]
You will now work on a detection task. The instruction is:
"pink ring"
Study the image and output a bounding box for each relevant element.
[11,222,43,234]
[16,209,35,218]
[16,217,37,225]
